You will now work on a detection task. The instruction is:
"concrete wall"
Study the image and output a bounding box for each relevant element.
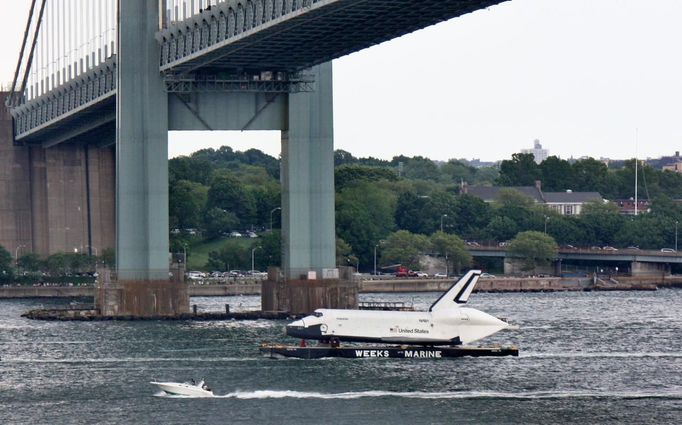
[1,91,115,258]
[0,93,32,257]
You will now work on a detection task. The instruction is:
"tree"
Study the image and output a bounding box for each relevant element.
[336,237,357,269]
[203,208,239,240]
[508,231,558,272]
[539,156,574,191]
[579,201,624,246]
[485,216,519,242]
[381,230,430,270]
[336,181,397,268]
[496,153,540,186]
[572,158,609,194]
[17,253,43,273]
[451,194,492,239]
[206,171,256,226]
[0,245,14,283]
[429,231,472,274]
[169,180,208,230]
[259,230,282,269]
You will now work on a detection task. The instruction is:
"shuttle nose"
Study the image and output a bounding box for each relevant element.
[458,308,513,344]
[286,317,324,340]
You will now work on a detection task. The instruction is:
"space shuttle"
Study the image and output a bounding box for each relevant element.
[286,270,515,345]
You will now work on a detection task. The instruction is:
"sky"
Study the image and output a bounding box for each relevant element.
[2,0,682,162]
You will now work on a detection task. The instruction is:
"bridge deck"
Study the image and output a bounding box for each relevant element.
[160,0,507,75]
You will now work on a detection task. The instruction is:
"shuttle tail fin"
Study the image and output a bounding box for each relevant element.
[429,270,481,311]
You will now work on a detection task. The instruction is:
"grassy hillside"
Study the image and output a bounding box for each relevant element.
[187,237,254,270]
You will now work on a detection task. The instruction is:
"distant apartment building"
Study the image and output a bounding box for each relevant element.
[521,139,549,164]
[462,180,602,216]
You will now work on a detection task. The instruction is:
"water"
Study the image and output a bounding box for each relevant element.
[1,291,681,424]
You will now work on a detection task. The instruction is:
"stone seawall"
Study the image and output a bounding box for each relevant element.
[0,284,262,299]
[3,276,680,300]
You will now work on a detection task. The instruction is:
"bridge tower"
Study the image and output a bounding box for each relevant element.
[103,0,352,316]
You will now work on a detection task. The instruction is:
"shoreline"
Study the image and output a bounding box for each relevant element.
[2,276,681,300]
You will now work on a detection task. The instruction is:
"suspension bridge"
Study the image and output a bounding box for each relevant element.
[2,0,506,315]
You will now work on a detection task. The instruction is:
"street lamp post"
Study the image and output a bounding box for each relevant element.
[544,215,549,234]
[14,245,25,262]
[374,245,379,275]
[440,214,448,233]
[270,207,282,231]
[251,246,261,274]
[676,220,679,252]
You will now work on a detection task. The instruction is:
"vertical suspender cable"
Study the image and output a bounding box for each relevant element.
[7,0,38,106]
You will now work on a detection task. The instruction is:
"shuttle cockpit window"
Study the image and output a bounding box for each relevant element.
[313,311,324,317]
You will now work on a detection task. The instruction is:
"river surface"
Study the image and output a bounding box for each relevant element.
[1,290,681,424]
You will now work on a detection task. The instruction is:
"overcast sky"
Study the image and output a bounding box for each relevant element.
[2,0,681,162]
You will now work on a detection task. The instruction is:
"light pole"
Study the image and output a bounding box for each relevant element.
[270,207,281,231]
[676,220,679,252]
[440,214,448,233]
[544,215,549,234]
[374,245,378,275]
[14,245,25,262]
[251,246,261,274]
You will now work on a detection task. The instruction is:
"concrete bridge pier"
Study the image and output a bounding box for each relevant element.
[631,261,670,277]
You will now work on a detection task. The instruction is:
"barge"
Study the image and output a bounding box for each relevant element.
[260,343,519,359]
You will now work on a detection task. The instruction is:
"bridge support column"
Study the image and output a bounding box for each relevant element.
[263,62,356,313]
[631,261,670,277]
[281,62,336,278]
[103,0,187,316]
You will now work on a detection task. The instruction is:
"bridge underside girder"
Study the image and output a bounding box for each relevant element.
[161,0,507,75]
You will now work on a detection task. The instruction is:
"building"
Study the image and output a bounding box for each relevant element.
[521,139,549,164]
[463,180,602,216]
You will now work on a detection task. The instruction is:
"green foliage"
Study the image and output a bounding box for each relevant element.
[539,156,574,191]
[100,248,115,268]
[169,156,214,185]
[17,253,44,272]
[258,231,282,269]
[381,230,430,270]
[335,165,397,189]
[497,153,540,186]
[336,237,356,269]
[580,201,624,246]
[203,208,239,240]
[429,231,472,274]
[336,181,397,268]
[206,171,256,226]
[508,231,558,271]
[169,180,208,230]
[0,245,14,282]
[44,253,96,276]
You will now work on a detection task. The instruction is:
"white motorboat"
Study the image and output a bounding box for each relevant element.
[151,380,214,397]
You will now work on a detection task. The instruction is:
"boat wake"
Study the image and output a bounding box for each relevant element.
[156,389,682,400]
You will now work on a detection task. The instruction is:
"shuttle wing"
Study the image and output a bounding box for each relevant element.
[429,270,481,312]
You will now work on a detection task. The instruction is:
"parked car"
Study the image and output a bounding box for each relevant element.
[626,246,640,250]
[415,271,429,278]
[187,271,205,280]
[433,273,447,278]
[602,246,618,251]
[660,248,676,253]
[246,231,258,238]
[590,246,602,250]
[480,273,496,278]
[229,231,243,238]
